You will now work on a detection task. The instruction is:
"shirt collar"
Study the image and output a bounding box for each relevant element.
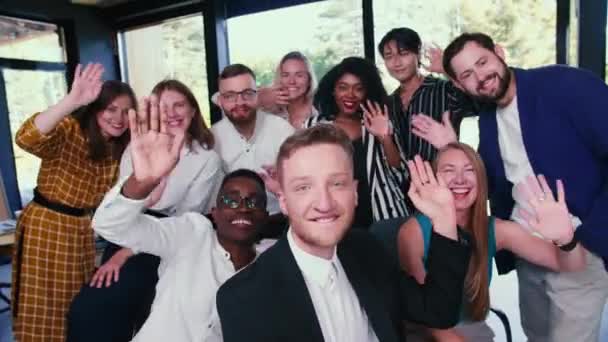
[287,228,338,288]
[391,75,439,97]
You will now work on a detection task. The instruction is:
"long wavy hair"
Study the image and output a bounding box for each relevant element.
[313,57,387,120]
[73,80,136,161]
[434,142,490,321]
[151,79,214,149]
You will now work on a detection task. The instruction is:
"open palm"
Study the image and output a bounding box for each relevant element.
[128,96,185,186]
[407,155,454,220]
[68,63,105,107]
[362,100,392,140]
[517,175,573,244]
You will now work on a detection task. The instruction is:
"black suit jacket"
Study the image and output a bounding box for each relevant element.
[217,229,470,342]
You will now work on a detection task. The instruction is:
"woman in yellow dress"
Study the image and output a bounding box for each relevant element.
[11,63,136,342]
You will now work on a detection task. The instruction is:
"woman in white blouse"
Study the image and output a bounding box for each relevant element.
[66,79,223,342]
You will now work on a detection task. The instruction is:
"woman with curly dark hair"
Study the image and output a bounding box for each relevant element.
[305,57,409,228]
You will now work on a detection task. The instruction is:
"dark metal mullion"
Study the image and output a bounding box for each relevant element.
[556,0,569,65]
[578,0,607,79]
[0,58,66,72]
[0,69,23,212]
[203,0,229,124]
[362,0,375,62]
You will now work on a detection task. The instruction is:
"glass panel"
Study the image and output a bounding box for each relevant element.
[120,15,210,125]
[374,0,556,148]
[568,0,579,66]
[227,0,364,86]
[0,15,65,62]
[4,69,67,205]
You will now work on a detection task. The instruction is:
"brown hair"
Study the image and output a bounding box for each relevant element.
[434,142,490,321]
[151,79,214,149]
[443,32,497,80]
[219,63,256,81]
[73,80,135,161]
[276,124,353,183]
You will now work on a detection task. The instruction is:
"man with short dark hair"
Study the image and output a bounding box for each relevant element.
[217,124,471,342]
[442,32,608,342]
[211,63,295,236]
[378,28,476,167]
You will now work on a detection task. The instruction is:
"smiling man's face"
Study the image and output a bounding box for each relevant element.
[278,143,357,257]
[213,176,268,245]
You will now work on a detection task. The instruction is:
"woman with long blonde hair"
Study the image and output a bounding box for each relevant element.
[399,143,586,341]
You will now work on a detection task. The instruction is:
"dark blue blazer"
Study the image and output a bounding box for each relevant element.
[478,66,608,273]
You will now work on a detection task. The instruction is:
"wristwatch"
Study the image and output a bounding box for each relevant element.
[555,235,578,252]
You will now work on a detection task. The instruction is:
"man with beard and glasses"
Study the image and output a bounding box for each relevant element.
[437,32,608,342]
[212,64,296,237]
[92,97,274,341]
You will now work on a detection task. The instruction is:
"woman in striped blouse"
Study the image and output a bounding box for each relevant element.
[304,57,409,229]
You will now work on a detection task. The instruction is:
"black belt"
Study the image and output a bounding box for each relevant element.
[143,209,169,218]
[32,188,95,217]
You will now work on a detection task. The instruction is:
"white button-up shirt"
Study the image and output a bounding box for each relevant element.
[211,111,294,214]
[120,140,223,215]
[286,229,379,342]
[93,178,273,342]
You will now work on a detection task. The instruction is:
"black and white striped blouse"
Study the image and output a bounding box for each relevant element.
[304,114,411,222]
[388,75,477,162]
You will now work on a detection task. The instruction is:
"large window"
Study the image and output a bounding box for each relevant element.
[227,0,364,86]
[373,0,556,149]
[0,15,66,62]
[0,16,68,208]
[5,70,67,205]
[118,14,211,125]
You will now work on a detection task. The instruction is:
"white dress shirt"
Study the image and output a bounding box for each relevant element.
[93,178,274,342]
[496,97,581,231]
[286,229,379,342]
[496,96,536,186]
[120,140,224,215]
[211,111,294,214]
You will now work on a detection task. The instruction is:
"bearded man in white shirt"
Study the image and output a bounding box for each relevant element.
[211,63,295,238]
[91,100,273,342]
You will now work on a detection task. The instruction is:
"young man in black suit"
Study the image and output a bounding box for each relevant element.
[216,124,471,341]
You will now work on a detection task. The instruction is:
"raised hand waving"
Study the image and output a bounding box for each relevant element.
[361,100,393,141]
[67,63,105,107]
[407,155,457,240]
[127,95,185,188]
[411,111,457,149]
[516,175,574,246]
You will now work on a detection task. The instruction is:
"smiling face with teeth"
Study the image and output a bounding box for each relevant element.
[279,58,311,101]
[334,73,367,117]
[449,41,512,104]
[212,175,268,246]
[96,94,132,138]
[158,89,195,137]
[435,147,480,213]
[278,142,357,259]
